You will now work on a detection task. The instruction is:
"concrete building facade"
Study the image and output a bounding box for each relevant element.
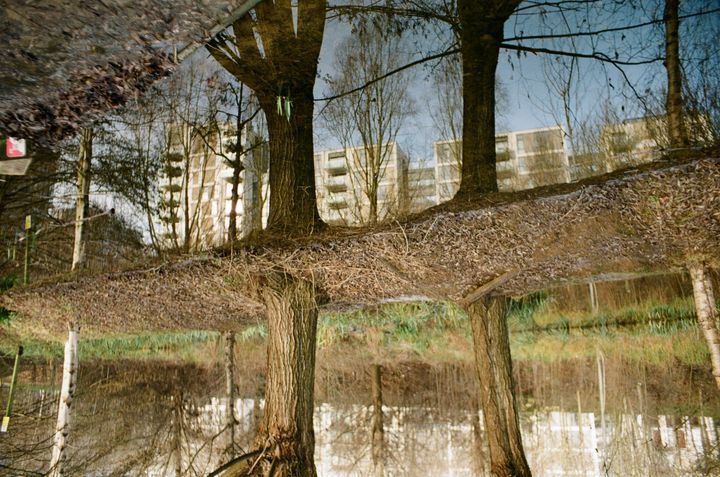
[432,125,570,204]
[157,124,268,250]
[314,143,409,226]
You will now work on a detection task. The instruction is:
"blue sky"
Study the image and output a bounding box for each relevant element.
[311,1,719,164]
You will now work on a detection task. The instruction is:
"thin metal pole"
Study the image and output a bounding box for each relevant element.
[2,345,23,432]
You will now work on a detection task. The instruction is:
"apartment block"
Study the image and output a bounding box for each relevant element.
[314,143,409,226]
[572,114,715,180]
[433,126,570,203]
[157,124,268,250]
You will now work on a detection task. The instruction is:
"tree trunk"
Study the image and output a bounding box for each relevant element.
[688,263,720,389]
[49,324,79,477]
[229,166,241,242]
[173,392,183,476]
[225,331,237,459]
[465,296,532,477]
[665,0,687,149]
[205,0,326,237]
[457,1,520,196]
[371,364,385,477]
[242,139,263,238]
[471,397,490,476]
[71,128,92,271]
[261,95,323,235]
[251,272,318,477]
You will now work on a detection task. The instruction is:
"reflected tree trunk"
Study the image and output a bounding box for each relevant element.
[665,0,687,148]
[471,397,490,476]
[371,364,385,477]
[71,128,92,271]
[173,391,183,476]
[49,324,79,477]
[688,263,720,389]
[225,331,237,458]
[465,296,532,477]
[456,1,521,196]
[206,0,326,235]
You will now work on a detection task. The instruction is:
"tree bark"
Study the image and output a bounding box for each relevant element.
[225,331,237,458]
[665,0,688,149]
[71,128,92,271]
[173,391,183,476]
[457,1,520,196]
[465,296,532,477]
[249,272,318,477]
[371,364,385,477]
[260,94,322,235]
[242,141,263,238]
[229,165,241,242]
[688,263,720,389]
[206,0,327,236]
[49,324,79,477]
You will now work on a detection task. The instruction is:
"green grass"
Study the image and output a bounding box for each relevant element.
[0,331,221,362]
[0,293,712,369]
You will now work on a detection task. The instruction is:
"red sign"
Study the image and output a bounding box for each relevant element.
[6,138,26,158]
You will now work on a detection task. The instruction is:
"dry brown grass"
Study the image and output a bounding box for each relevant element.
[2,157,719,338]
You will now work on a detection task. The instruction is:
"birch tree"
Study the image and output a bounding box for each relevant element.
[71,129,92,271]
[49,324,79,477]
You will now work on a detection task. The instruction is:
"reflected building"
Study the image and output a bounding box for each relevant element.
[157,124,269,250]
[314,143,409,226]
[430,125,570,205]
[572,114,716,180]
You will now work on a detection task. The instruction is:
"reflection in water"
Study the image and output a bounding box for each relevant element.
[191,398,717,477]
[1,360,718,476]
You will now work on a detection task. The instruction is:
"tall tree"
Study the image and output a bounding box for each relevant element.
[322,24,414,225]
[664,0,688,148]
[207,1,327,235]
[205,7,327,476]
[456,0,522,196]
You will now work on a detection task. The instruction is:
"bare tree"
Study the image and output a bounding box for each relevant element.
[199,73,267,242]
[71,129,92,271]
[322,25,414,225]
[156,58,223,252]
[664,0,687,149]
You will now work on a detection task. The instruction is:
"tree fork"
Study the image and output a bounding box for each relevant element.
[465,296,532,477]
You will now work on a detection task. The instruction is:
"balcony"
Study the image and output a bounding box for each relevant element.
[325,156,348,175]
[327,199,349,210]
[324,175,348,193]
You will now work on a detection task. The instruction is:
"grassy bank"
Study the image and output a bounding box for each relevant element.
[0,295,711,368]
[0,330,220,363]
